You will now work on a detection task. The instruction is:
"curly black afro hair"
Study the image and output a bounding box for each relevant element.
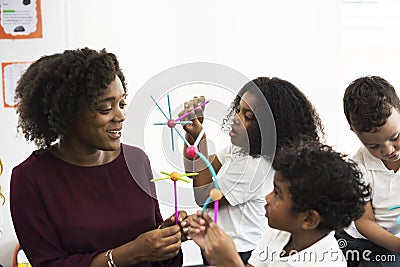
[15,47,127,149]
[222,77,324,158]
[343,76,400,133]
[272,139,370,231]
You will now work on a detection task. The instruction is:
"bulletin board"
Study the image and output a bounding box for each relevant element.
[0,0,42,39]
[1,62,31,108]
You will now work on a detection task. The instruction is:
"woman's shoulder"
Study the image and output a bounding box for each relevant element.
[122,143,146,154]
[11,149,53,185]
[122,143,149,162]
[13,149,50,171]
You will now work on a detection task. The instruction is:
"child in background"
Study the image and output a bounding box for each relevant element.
[336,76,400,266]
[181,77,324,265]
[189,140,370,267]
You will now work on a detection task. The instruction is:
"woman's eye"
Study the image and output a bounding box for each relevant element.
[390,135,399,142]
[99,107,112,114]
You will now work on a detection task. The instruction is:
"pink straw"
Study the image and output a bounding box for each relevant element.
[174,181,178,224]
[174,100,210,122]
[214,200,219,223]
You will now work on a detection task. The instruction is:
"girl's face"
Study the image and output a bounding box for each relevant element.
[355,108,400,167]
[66,76,127,152]
[229,92,257,148]
[265,171,302,232]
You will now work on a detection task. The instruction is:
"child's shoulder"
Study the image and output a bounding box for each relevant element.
[352,146,384,170]
[352,146,371,163]
[262,226,290,244]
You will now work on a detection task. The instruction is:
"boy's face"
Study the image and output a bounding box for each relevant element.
[265,171,302,232]
[354,108,400,164]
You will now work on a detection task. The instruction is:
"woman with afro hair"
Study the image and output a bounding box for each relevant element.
[10,48,186,267]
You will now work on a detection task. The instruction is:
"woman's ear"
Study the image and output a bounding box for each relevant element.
[301,210,321,230]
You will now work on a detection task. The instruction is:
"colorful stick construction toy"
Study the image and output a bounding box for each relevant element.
[151,171,198,224]
[388,205,400,224]
[151,94,193,151]
[151,95,221,223]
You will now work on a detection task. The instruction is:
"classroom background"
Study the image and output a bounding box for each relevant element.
[1,0,400,266]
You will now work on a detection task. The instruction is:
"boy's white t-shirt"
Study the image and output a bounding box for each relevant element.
[206,144,274,252]
[345,146,400,239]
[248,227,346,267]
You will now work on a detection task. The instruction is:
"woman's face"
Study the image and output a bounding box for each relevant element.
[66,76,127,152]
[229,92,257,148]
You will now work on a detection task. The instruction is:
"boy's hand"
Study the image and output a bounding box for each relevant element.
[201,213,244,267]
[187,211,207,249]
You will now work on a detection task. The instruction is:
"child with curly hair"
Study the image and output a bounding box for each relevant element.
[188,140,370,267]
[180,77,324,265]
[335,76,400,266]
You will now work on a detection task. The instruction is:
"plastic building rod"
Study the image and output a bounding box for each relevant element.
[151,96,220,222]
[151,94,193,151]
[388,205,400,224]
[150,171,198,224]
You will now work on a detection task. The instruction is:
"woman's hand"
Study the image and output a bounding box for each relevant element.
[132,225,182,263]
[119,211,187,265]
[160,210,190,242]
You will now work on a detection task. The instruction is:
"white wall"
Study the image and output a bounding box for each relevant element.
[1,1,400,266]
[338,0,400,155]
[0,1,69,266]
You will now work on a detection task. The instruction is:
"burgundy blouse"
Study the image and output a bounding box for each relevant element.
[10,144,182,267]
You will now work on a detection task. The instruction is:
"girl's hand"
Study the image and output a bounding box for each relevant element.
[178,96,206,142]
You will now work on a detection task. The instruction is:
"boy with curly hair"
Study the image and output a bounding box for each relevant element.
[188,140,369,266]
[336,76,400,266]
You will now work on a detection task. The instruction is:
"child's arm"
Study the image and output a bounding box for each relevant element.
[179,97,228,207]
[180,96,222,187]
[188,212,254,267]
[199,213,245,267]
[355,201,400,253]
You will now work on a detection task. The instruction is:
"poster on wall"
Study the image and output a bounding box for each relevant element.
[1,62,31,108]
[0,0,42,39]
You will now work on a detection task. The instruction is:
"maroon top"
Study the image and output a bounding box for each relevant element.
[10,144,182,267]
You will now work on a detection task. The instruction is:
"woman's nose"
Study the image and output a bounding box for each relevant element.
[114,107,126,122]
